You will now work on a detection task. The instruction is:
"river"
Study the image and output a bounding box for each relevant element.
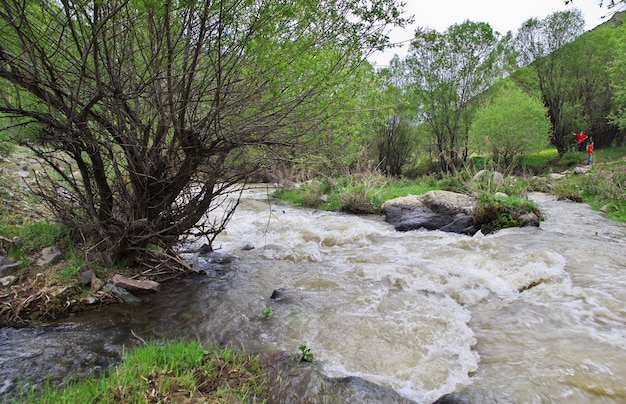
[1,188,625,403]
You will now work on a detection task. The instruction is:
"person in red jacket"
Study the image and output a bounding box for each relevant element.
[587,140,594,165]
[574,131,588,152]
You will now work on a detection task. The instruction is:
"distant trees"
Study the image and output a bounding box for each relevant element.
[608,13,626,141]
[405,21,507,172]
[0,0,408,264]
[515,10,585,153]
[469,81,551,168]
[373,56,415,177]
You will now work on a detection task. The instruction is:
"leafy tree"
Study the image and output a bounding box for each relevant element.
[607,13,626,140]
[405,21,507,172]
[375,115,413,176]
[567,23,622,148]
[372,56,415,177]
[515,10,584,153]
[469,81,551,169]
[0,0,408,265]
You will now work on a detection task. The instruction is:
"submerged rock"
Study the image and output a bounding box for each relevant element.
[260,350,417,403]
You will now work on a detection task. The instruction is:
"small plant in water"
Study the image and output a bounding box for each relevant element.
[262,306,274,318]
[298,344,314,363]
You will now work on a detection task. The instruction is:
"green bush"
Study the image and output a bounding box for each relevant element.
[473,192,541,231]
[560,149,584,167]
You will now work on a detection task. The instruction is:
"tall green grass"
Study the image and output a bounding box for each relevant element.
[14,340,268,404]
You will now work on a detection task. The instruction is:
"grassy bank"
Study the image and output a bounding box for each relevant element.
[273,146,626,223]
[12,340,270,403]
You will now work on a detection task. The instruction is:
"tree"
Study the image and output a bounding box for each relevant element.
[469,81,551,169]
[373,56,415,177]
[568,23,622,148]
[0,0,408,265]
[405,21,506,172]
[606,12,626,143]
[515,10,584,153]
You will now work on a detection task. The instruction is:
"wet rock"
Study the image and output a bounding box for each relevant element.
[432,392,471,404]
[101,283,141,303]
[382,191,477,233]
[111,274,159,293]
[260,350,416,404]
[421,190,476,215]
[439,215,475,235]
[270,288,302,304]
[36,246,64,266]
[519,212,540,227]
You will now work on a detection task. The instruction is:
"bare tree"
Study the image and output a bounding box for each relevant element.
[0,0,408,266]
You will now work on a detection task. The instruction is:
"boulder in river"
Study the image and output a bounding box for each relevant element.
[382,191,478,235]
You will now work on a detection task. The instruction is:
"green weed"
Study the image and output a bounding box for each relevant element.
[14,340,268,403]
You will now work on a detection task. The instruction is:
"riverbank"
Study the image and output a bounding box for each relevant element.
[1,147,625,327]
[1,154,621,402]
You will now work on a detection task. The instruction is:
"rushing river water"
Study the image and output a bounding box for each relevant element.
[1,188,625,403]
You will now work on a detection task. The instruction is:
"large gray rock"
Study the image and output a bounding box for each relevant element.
[382,191,477,234]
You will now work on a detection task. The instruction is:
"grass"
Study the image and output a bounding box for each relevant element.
[273,145,626,223]
[273,173,441,214]
[13,340,269,404]
[0,220,65,266]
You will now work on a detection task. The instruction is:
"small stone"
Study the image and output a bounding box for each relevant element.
[79,270,95,286]
[111,274,160,293]
[0,275,17,286]
[91,276,104,291]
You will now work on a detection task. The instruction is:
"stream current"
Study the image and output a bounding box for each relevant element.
[1,189,625,403]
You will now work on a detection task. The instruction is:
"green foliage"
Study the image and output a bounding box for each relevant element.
[579,164,626,221]
[298,345,314,363]
[59,250,87,281]
[515,10,623,152]
[560,149,587,167]
[0,129,15,157]
[274,173,442,214]
[407,20,508,172]
[0,221,64,258]
[474,192,541,231]
[0,0,410,261]
[544,144,626,221]
[261,306,274,319]
[377,177,440,201]
[20,340,268,403]
[520,148,559,171]
[469,80,552,169]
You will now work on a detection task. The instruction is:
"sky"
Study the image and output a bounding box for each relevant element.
[368,0,614,67]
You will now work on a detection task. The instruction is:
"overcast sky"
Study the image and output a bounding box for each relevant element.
[368,0,613,66]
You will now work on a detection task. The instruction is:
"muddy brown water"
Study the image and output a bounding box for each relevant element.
[1,190,625,403]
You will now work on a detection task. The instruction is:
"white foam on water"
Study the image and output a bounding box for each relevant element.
[208,189,626,402]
